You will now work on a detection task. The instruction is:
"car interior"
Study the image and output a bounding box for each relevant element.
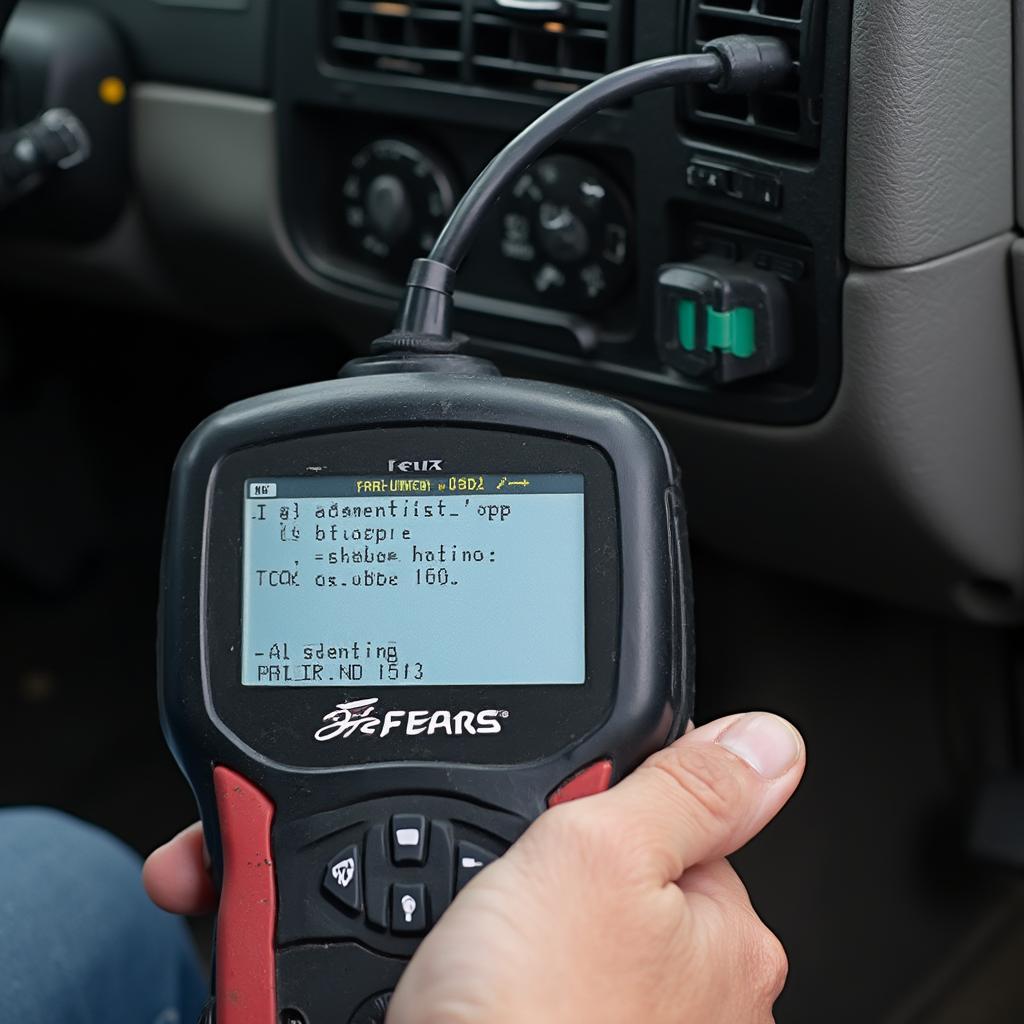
[2,0,1024,1021]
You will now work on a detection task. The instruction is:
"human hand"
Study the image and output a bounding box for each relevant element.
[143,711,805,1024]
[388,712,804,1024]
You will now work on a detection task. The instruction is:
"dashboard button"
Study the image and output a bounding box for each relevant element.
[687,163,728,194]
[753,176,782,209]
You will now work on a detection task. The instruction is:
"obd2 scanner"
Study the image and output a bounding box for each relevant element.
[158,37,794,1024]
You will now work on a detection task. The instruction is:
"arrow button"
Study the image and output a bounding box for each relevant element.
[455,842,498,893]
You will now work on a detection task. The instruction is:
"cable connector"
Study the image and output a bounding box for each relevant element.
[388,257,457,341]
[702,35,792,95]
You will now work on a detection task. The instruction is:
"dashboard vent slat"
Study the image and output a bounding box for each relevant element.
[682,0,823,152]
[325,0,628,99]
[468,9,612,93]
[328,0,465,80]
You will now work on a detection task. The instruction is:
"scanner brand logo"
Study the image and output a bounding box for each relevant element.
[314,697,506,742]
[388,459,444,473]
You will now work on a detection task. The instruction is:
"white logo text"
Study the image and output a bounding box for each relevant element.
[388,459,444,473]
[314,697,505,742]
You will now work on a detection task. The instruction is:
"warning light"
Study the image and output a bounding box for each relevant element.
[98,76,126,106]
[543,21,566,33]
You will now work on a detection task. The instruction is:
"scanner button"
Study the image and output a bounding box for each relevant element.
[391,814,428,865]
[547,760,614,806]
[323,844,362,914]
[455,842,497,893]
[391,883,428,934]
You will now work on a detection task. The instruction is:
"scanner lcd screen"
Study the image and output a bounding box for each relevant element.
[241,474,586,687]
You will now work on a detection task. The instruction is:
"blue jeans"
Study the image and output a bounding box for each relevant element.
[0,808,207,1024]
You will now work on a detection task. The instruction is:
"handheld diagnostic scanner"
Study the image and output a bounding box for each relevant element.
[158,37,792,1024]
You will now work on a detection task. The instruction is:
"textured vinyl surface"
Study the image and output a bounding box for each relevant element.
[846,0,1015,268]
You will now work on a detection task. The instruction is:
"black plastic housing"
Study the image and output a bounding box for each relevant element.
[158,371,693,1021]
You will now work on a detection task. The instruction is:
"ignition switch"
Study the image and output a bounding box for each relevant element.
[656,259,792,384]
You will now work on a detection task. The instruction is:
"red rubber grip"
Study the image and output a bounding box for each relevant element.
[213,766,277,1024]
[547,759,614,806]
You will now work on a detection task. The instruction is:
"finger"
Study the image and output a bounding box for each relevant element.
[593,712,805,882]
[677,858,750,909]
[142,822,217,915]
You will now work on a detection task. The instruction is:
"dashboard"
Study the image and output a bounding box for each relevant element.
[277,0,848,425]
[3,0,1024,619]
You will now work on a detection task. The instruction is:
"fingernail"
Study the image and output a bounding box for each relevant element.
[716,713,802,779]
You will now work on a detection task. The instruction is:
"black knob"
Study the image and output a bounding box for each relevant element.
[341,139,456,274]
[537,201,590,263]
[500,155,634,311]
[365,174,412,243]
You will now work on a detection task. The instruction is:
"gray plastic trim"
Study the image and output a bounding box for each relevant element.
[131,84,399,321]
[1016,0,1024,227]
[134,86,281,254]
[654,235,1024,616]
[846,0,1015,269]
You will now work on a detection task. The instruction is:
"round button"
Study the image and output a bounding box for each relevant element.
[538,202,590,263]
[349,991,394,1024]
[365,174,412,243]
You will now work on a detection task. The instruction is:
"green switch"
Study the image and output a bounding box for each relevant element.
[677,299,697,352]
[706,306,757,359]
[658,261,789,384]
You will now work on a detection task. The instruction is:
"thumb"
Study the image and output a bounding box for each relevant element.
[593,712,805,883]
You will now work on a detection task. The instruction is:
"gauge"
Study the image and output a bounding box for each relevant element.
[499,155,634,312]
[341,139,456,274]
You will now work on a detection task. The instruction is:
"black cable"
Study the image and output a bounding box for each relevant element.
[385,35,792,344]
[431,52,721,273]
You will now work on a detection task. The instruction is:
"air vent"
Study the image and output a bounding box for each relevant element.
[327,0,465,81]
[469,2,618,95]
[324,0,629,98]
[681,0,825,151]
